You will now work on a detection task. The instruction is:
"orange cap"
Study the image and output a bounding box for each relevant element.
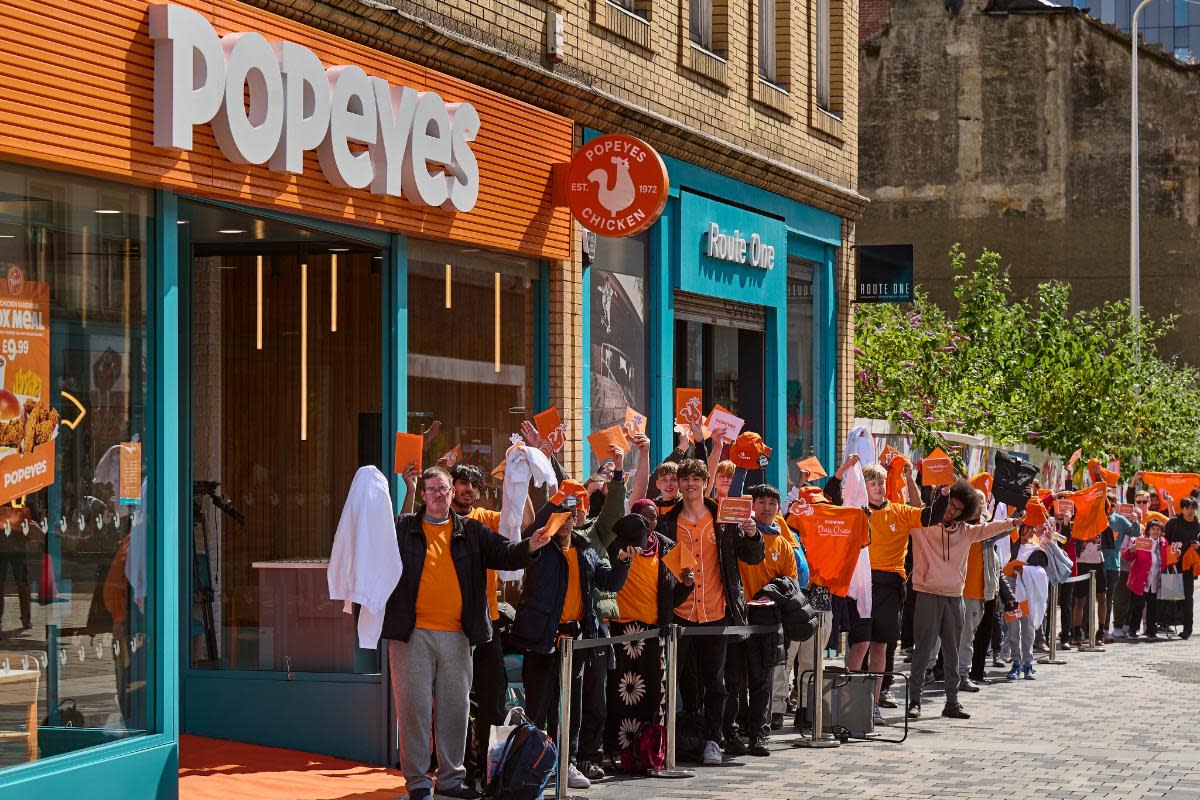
[731,432,771,471]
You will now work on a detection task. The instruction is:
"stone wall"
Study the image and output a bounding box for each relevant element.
[858,1,1200,365]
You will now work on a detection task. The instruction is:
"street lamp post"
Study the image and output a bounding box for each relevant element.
[1130,0,1155,360]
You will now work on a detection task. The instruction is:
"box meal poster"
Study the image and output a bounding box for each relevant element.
[0,267,56,505]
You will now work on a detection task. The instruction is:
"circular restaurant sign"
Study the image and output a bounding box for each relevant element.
[566,134,669,237]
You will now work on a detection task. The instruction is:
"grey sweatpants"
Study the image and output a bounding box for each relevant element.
[1007,615,1035,664]
[957,598,986,679]
[389,630,473,794]
[909,592,964,707]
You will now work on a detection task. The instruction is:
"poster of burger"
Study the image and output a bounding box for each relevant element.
[0,266,56,506]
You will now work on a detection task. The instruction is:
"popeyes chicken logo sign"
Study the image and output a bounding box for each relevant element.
[567,134,669,237]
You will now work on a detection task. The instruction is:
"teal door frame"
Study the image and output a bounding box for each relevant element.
[176,195,397,766]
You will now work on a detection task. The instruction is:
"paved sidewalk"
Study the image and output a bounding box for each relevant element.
[578,636,1200,800]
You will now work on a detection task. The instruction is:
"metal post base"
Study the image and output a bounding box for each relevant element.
[646,768,696,778]
[793,735,841,749]
[1078,644,1106,652]
[1037,656,1067,665]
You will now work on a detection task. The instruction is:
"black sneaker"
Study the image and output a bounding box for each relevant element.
[435,784,481,800]
[578,760,605,781]
[771,713,784,730]
[957,677,981,693]
[748,735,770,757]
[941,702,970,720]
[408,790,432,800]
[907,704,921,720]
[723,735,747,757]
[1181,630,1192,640]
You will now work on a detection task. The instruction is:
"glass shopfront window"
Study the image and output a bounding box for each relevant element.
[786,260,815,478]
[0,164,153,766]
[184,200,384,674]
[407,240,538,508]
[589,233,650,474]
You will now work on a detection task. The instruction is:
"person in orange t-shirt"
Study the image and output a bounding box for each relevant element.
[446,463,534,789]
[382,467,548,800]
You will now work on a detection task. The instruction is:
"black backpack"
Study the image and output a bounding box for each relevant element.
[484,717,556,800]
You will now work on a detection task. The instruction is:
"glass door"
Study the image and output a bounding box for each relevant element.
[179,199,391,763]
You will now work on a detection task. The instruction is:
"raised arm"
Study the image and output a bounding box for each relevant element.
[629,434,652,505]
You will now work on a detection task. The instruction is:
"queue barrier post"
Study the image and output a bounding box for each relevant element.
[793,610,839,749]
[1079,571,1105,652]
[554,634,576,800]
[1038,583,1067,665]
[649,624,694,779]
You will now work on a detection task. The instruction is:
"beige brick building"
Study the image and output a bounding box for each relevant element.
[250,0,865,480]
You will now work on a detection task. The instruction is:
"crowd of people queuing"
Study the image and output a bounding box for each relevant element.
[363,415,1200,800]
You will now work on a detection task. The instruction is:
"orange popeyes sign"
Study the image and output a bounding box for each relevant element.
[0,0,571,260]
[0,268,56,506]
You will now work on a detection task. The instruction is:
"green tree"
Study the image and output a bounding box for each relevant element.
[854,245,1200,473]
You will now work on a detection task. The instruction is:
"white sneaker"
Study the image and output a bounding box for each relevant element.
[702,740,722,765]
[566,764,591,789]
[873,705,889,726]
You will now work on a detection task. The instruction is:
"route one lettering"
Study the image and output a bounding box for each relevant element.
[706,223,775,269]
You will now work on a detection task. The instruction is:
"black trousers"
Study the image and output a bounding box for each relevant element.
[523,645,585,762]
[675,615,728,743]
[1127,591,1158,636]
[576,653,608,763]
[466,633,508,783]
[1058,581,1074,640]
[723,636,771,739]
[970,598,998,680]
[0,550,31,627]
[1183,573,1195,634]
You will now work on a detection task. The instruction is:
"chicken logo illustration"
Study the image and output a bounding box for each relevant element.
[567,134,669,237]
[588,157,636,218]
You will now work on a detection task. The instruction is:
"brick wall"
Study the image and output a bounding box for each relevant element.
[859,0,889,40]
[249,0,863,473]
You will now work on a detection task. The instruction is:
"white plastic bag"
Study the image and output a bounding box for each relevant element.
[486,707,525,784]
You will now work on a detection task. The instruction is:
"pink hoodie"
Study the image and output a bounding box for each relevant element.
[910,519,1015,597]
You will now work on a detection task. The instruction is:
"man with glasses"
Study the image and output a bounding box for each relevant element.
[382,467,552,800]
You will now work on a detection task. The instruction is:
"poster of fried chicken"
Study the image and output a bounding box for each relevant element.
[0,266,56,505]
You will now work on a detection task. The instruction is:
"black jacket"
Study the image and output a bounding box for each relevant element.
[655,497,765,626]
[607,532,695,628]
[510,529,631,654]
[755,576,816,644]
[380,512,538,646]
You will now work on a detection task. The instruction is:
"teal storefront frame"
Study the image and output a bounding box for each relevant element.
[582,129,843,491]
[0,186,554,800]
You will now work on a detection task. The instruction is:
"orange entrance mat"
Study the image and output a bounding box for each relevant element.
[180,735,406,800]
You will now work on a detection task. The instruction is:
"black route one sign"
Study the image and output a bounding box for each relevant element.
[856,244,914,303]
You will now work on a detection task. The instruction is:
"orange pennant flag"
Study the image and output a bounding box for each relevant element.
[587,426,630,461]
[795,455,827,480]
[921,448,955,487]
[1087,459,1120,488]
[663,541,698,581]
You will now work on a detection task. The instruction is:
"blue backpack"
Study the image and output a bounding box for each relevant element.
[484,716,557,800]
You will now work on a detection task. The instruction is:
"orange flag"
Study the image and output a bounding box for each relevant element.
[920,448,955,487]
[1087,459,1120,488]
[1141,472,1200,502]
[1067,482,1108,540]
[880,445,910,503]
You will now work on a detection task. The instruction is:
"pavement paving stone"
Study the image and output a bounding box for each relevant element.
[576,634,1200,800]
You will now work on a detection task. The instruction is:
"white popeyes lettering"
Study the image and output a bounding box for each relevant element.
[705,222,776,269]
[149,3,481,212]
[4,459,48,488]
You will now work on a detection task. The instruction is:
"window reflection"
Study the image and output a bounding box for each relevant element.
[0,164,152,766]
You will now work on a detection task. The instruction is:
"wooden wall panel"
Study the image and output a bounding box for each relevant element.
[0,0,572,260]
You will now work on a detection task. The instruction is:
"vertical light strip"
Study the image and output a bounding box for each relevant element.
[256,255,263,350]
[494,272,501,373]
[301,262,308,442]
[444,263,452,309]
[330,253,338,332]
[80,226,88,328]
